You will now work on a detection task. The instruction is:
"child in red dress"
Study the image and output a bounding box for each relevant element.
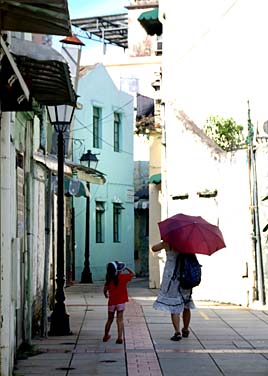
[103,261,135,344]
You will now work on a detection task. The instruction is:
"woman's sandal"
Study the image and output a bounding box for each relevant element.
[103,334,111,342]
[170,332,182,341]
[182,328,190,338]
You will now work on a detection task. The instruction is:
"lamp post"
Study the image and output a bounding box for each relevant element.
[80,150,98,283]
[47,103,76,335]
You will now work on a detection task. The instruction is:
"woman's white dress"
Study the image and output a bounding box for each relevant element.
[153,250,195,314]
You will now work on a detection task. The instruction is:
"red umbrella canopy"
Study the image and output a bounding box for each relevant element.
[158,213,226,255]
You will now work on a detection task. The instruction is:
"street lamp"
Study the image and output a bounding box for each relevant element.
[80,150,98,283]
[47,103,76,335]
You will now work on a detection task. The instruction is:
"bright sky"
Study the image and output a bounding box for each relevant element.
[67,0,130,19]
[53,0,130,63]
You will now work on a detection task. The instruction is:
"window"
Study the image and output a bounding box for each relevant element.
[96,202,105,243]
[93,106,101,148]
[113,203,124,242]
[114,112,121,152]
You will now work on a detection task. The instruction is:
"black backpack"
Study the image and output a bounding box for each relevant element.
[179,253,202,289]
[169,253,202,290]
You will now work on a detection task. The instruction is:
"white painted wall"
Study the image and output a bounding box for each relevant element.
[156,0,268,306]
[160,0,268,128]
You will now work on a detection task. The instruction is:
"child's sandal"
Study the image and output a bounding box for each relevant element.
[182,328,190,338]
[170,332,182,341]
[116,338,123,344]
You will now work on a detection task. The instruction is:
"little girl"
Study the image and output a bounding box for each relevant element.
[103,261,135,344]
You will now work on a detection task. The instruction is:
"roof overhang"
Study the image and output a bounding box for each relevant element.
[34,151,106,186]
[0,38,77,111]
[0,0,72,36]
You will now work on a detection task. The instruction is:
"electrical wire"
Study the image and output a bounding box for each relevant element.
[72,97,134,156]
[72,98,134,133]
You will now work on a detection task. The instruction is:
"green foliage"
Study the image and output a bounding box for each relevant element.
[204,115,244,151]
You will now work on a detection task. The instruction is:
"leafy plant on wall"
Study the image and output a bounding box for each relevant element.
[204,115,244,151]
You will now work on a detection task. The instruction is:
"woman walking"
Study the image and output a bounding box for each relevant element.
[103,261,135,344]
[152,241,195,341]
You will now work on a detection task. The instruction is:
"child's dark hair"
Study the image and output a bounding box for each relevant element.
[105,262,119,286]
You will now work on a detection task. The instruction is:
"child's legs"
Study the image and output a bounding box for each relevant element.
[104,311,115,336]
[116,310,124,340]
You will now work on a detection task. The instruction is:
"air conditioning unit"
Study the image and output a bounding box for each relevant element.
[155,40,162,56]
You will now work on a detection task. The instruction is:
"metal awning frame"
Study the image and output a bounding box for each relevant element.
[71,13,128,49]
[0,35,29,100]
[0,36,77,111]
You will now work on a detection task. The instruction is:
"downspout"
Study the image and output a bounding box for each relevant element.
[39,106,47,153]
[247,102,265,304]
[41,170,52,337]
[39,105,50,336]
[247,141,258,300]
[24,118,33,344]
[252,148,266,305]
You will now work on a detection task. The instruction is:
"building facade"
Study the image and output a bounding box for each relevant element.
[151,0,268,307]
[73,63,135,281]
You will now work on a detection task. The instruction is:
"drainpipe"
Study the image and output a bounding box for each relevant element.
[247,102,265,305]
[24,119,33,343]
[252,148,266,305]
[247,143,258,301]
[41,170,52,337]
[39,106,47,153]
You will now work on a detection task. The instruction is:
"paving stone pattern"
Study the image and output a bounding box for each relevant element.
[13,280,268,375]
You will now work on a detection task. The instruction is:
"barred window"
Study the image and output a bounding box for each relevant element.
[93,106,101,148]
[96,202,105,243]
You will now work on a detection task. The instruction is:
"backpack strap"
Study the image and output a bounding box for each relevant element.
[167,253,181,292]
[179,285,193,304]
[179,253,193,304]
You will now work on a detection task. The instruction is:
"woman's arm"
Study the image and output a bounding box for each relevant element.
[151,241,169,252]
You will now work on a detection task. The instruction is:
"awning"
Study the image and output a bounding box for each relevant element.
[0,1,72,36]
[64,177,89,197]
[134,199,149,210]
[53,176,89,197]
[96,202,105,212]
[0,38,77,111]
[137,93,154,119]
[114,203,125,210]
[148,173,161,184]
[135,187,149,199]
[138,8,162,36]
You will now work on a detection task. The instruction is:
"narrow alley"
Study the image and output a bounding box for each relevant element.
[13,279,268,375]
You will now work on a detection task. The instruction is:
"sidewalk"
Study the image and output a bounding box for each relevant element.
[13,278,268,375]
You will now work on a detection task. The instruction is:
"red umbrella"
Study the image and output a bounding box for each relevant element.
[158,213,226,255]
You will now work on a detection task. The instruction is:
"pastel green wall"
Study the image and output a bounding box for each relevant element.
[73,64,134,281]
